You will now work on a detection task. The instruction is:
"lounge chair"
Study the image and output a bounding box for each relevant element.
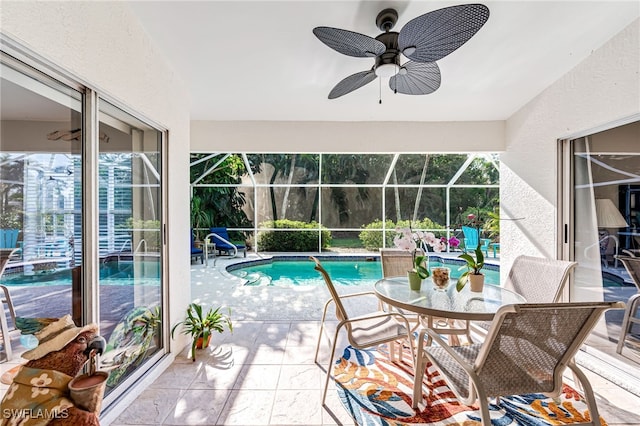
[190,230,204,264]
[417,301,623,423]
[311,256,415,405]
[461,226,490,257]
[207,227,246,258]
[615,256,640,355]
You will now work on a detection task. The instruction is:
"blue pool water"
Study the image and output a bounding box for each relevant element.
[228,257,501,286]
[0,260,160,287]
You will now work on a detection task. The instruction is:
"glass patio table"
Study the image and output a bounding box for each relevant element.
[374,277,526,321]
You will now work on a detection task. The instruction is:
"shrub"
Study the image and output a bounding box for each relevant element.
[257,220,331,251]
[359,220,395,251]
[358,218,445,251]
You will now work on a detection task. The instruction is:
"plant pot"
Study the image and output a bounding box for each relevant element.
[195,334,212,349]
[407,271,423,291]
[469,273,484,292]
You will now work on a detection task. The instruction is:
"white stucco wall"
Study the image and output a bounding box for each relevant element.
[191,120,505,152]
[501,19,640,276]
[0,0,192,418]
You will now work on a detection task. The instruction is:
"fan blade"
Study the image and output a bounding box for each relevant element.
[328,70,377,99]
[398,4,489,63]
[389,62,441,95]
[313,27,386,58]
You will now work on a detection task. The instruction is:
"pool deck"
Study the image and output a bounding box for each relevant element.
[2,251,640,425]
[105,251,640,425]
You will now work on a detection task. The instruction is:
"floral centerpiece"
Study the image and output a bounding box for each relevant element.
[394,227,460,280]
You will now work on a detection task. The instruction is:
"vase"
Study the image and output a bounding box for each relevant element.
[196,334,212,349]
[469,273,484,292]
[431,267,450,291]
[407,271,423,291]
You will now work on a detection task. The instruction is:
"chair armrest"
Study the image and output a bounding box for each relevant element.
[338,291,376,299]
[421,328,478,377]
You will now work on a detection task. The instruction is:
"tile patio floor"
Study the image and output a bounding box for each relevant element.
[2,253,639,425]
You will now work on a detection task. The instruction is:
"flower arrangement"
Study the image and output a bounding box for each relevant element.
[394,227,460,279]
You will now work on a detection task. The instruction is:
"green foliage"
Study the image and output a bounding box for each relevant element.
[456,246,485,292]
[0,156,24,229]
[358,218,445,251]
[359,220,396,251]
[483,207,500,240]
[120,218,161,251]
[171,303,232,362]
[257,220,331,251]
[190,154,253,233]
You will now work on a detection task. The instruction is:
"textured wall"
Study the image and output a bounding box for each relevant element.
[501,18,640,282]
[1,1,192,418]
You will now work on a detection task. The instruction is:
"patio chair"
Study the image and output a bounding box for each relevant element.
[0,249,19,361]
[416,301,623,424]
[615,256,640,355]
[0,229,19,250]
[311,256,415,405]
[504,255,578,303]
[461,226,490,257]
[190,230,204,264]
[207,227,246,258]
[473,255,578,335]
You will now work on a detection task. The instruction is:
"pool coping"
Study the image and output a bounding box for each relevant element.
[225,253,500,286]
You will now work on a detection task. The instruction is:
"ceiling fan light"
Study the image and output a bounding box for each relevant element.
[403,46,416,57]
[398,67,408,76]
[375,63,399,78]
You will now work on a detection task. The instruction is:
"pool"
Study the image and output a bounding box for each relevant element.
[0,260,161,287]
[227,256,501,286]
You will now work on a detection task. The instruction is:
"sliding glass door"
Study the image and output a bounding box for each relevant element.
[0,52,166,406]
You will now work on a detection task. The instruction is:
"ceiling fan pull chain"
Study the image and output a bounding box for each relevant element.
[379,78,382,104]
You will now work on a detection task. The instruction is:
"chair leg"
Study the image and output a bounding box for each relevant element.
[322,326,342,405]
[314,301,332,364]
[567,363,601,426]
[412,328,428,409]
[617,293,640,354]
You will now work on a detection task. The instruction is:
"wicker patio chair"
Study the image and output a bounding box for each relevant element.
[311,256,415,405]
[473,255,578,334]
[415,301,624,424]
[615,256,640,354]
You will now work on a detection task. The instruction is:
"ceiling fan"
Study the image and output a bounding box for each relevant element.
[313,3,490,99]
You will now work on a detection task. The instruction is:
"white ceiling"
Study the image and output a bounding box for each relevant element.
[127,1,639,122]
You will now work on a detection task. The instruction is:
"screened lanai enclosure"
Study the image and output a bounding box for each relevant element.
[190,153,500,252]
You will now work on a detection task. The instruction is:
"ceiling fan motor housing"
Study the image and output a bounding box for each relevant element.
[374,32,400,72]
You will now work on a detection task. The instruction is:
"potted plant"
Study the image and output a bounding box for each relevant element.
[456,245,485,292]
[171,302,233,361]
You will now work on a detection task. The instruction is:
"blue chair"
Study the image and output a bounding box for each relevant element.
[0,230,19,249]
[190,230,203,264]
[208,227,246,258]
[461,226,490,257]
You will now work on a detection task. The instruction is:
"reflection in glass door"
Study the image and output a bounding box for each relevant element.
[0,58,82,360]
[569,123,640,304]
[98,101,163,396]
